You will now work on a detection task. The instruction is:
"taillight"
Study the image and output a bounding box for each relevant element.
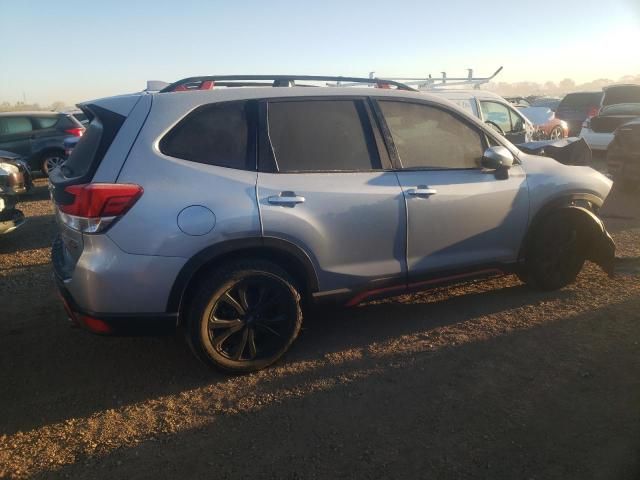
[57,183,143,233]
[587,106,600,118]
[65,128,84,137]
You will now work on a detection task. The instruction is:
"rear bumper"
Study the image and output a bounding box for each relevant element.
[579,129,614,151]
[52,233,184,335]
[54,271,177,336]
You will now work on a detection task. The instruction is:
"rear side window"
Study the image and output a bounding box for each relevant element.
[61,105,125,178]
[33,116,59,129]
[379,101,484,169]
[558,93,602,109]
[160,101,252,170]
[0,117,32,135]
[267,100,381,172]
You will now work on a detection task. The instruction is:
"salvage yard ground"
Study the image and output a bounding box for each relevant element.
[1,178,639,479]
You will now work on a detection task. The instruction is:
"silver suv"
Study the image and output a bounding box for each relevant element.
[51,75,615,373]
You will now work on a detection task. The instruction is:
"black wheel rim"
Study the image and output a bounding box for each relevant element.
[207,275,296,362]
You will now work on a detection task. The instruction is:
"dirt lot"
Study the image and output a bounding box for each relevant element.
[1,178,639,479]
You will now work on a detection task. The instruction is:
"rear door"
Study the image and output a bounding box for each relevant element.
[257,97,406,293]
[0,116,33,157]
[376,99,529,279]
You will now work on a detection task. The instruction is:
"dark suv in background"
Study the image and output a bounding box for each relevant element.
[0,112,85,174]
[555,92,604,136]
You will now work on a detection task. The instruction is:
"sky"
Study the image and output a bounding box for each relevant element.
[1,0,639,105]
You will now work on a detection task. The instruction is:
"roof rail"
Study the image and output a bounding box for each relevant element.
[159,75,417,93]
[332,67,503,90]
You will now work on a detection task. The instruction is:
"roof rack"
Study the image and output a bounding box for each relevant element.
[330,67,503,90]
[159,75,417,93]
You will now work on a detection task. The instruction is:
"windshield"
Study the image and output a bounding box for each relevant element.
[520,107,552,125]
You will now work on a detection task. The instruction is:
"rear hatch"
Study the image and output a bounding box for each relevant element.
[556,92,603,134]
[49,94,149,276]
[590,103,640,133]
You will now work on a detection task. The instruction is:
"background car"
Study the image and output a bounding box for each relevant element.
[606,117,640,191]
[0,150,32,194]
[0,160,27,234]
[0,112,85,174]
[529,97,562,111]
[578,85,640,151]
[519,106,568,140]
[555,91,603,136]
[63,136,80,159]
[432,90,534,143]
[65,109,89,126]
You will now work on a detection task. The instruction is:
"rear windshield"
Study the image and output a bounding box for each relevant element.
[62,117,102,177]
[520,107,553,124]
[603,86,640,106]
[558,92,602,109]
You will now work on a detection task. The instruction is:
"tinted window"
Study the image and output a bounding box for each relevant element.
[0,117,32,135]
[267,100,380,172]
[33,116,59,129]
[379,101,484,169]
[558,92,602,109]
[602,86,640,106]
[160,101,251,170]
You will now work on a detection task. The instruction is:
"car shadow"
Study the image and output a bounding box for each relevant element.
[26,295,640,480]
[0,268,573,436]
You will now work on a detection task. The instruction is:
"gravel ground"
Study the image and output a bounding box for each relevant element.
[0,178,639,479]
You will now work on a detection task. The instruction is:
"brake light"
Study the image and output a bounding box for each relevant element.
[58,183,143,233]
[65,128,84,137]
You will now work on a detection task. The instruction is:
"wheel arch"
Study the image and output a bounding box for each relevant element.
[519,192,615,275]
[167,237,320,323]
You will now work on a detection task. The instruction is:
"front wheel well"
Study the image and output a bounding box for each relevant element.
[173,245,317,325]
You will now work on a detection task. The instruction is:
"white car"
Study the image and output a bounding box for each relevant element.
[579,84,640,151]
[430,90,534,144]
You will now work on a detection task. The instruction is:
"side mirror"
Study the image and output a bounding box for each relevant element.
[482,146,514,179]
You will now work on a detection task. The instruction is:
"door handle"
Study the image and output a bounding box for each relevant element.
[407,186,437,197]
[268,192,306,206]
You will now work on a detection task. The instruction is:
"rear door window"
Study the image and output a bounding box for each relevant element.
[379,100,484,169]
[267,99,381,172]
[160,101,253,170]
[0,117,33,136]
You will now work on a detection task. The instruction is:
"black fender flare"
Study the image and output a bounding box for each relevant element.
[520,198,615,276]
[166,236,320,314]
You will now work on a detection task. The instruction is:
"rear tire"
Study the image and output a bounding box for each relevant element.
[186,259,302,373]
[520,212,586,291]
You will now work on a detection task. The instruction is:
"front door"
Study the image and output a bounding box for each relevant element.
[376,99,529,279]
[479,100,529,144]
[257,98,406,292]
